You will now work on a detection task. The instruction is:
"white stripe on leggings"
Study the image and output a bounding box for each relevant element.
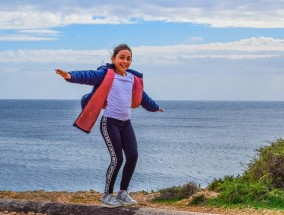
[101,116,117,194]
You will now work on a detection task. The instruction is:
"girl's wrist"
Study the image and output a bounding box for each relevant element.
[65,72,71,79]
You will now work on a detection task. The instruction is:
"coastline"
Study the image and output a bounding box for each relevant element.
[1,190,284,215]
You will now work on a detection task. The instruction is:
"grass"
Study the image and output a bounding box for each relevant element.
[207,139,284,210]
[154,181,200,203]
[153,198,182,204]
[154,139,284,211]
[189,194,206,205]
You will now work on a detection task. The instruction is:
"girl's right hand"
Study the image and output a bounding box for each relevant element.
[55,69,71,80]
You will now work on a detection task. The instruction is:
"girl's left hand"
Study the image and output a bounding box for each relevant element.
[55,69,71,79]
[157,108,164,112]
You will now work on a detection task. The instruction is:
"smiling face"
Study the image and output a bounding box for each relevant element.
[111,49,132,75]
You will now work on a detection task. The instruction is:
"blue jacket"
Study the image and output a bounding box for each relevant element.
[67,63,159,112]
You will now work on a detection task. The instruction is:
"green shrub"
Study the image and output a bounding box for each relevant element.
[190,194,206,205]
[208,139,284,208]
[267,189,284,206]
[208,175,235,192]
[155,182,200,201]
[247,139,284,189]
[217,179,268,204]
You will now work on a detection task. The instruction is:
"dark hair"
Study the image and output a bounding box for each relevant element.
[112,44,132,58]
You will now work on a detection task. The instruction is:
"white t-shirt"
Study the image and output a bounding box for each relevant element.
[103,72,134,121]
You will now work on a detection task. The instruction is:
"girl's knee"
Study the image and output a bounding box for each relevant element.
[116,155,123,167]
[127,152,138,163]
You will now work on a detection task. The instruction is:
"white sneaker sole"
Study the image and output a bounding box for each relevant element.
[117,199,137,205]
[101,203,122,208]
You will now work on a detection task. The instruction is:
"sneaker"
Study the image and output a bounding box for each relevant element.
[117,190,137,205]
[101,193,122,208]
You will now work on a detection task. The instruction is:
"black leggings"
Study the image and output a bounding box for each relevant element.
[100,116,138,194]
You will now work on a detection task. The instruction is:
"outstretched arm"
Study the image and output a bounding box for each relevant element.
[141,91,164,112]
[55,67,107,86]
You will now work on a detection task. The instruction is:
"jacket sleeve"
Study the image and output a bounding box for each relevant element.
[66,68,106,86]
[140,91,160,112]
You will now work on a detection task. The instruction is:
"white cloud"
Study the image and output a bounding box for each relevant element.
[0,49,108,63]
[0,37,283,63]
[18,29,61,36]
[0,29,61,41]
[0,10,132,31]
[0,0,284,31]
[133,37,284,64]
[0,35,57,41]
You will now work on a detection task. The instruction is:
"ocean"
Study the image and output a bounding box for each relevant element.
[0,100,283,192]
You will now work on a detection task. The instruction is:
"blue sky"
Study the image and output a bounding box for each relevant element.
[1,0,284,100]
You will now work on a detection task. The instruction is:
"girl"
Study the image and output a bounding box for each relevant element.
[56,44,163,208]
